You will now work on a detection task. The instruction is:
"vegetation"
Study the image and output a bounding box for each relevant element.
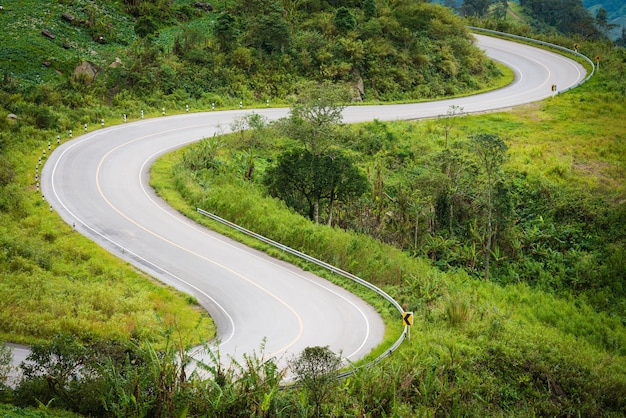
[147,32,625,418]
[0,0,625,416]
[166,60,626,319]
[0,0,501,347]
[290,346,343,417]
[457,0,622,41]
[0,0,499,103]
[0,3,218,348]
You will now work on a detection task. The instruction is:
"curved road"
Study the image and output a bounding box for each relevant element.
[37,35,586,370]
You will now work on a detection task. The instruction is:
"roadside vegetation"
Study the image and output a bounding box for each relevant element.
[150,51,625,415]
[1,0,625,416]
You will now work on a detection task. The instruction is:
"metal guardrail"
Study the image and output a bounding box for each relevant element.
[468,26,596,92]
[196,208,407,377]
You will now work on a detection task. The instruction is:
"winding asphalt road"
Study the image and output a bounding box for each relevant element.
[32,35,586,371]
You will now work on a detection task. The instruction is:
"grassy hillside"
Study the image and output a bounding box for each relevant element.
[0,1,503,348]
[144,24,626,417]
[0,0,219,348]
[0,0,135,85]
[1,0,625,415]
[150,74,626,415]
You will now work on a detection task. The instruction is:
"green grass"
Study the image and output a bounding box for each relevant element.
[0,0,135,85]
[459,91,626,191]
[0,404,82,418]
[0,144,215,348]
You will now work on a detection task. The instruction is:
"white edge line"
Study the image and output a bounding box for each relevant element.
[48,127,237,347]
[138,141,371,360]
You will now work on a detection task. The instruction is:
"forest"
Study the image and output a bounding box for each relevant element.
[1,0,625,416]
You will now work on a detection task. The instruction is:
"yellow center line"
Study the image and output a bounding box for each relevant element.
[94,125,304,355]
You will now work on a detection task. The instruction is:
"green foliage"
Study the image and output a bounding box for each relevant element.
[246,12,291,55]
[134,15,158,38]
[214,12,237,52]
[182,135,225,172]
[0,0,136,86]
[280,81,350,155]
[520,0,604,38]
[362,0,377,19]
[461,0,493,17]
[141,27,626,415]
[334,7,357,33]
[2,0,501,104]
[291,346,342,417]
[264,148,368,223]
[13,337,137,415]
[0,342,11,390]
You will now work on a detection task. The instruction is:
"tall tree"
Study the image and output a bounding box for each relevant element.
[438,105,467,237]
[470,133,507,281]
[246,12,291,54]
[461,0,493,17]
[214,12,238,52]
[335,7,357,33]
[493,0,509,20]
[363,0,377,19]
[280,81,351,156]
[319,150,369,226]
[264,148,368,224]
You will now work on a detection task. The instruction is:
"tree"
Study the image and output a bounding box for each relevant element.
[214,12,238,52]
[363,0,377,19]
[596,7,618,37]
[290,346,342,418]
[493,0,508,20]
[470,133,507,281]
[461,0,493,17]
[436,105,467,237]
[264,148,368,224]
[441,105,464,149]
[435,146,474,238]
[319,150,369,226]
[520,0,601,38]
[280,81,351,156]
[335,7,357,33]
[246,13,291,54]
[14,334,107,415]
[234,0,291,54]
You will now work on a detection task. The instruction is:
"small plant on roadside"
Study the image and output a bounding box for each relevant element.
[290,346,342,417]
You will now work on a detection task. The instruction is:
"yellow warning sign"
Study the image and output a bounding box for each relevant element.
[402,312,413,326]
